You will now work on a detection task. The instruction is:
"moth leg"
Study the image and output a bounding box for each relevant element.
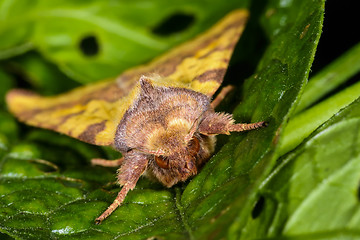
[211,85,234,109]
[95,151,148,224]
[199,112,266,135]
[91,157,124,167]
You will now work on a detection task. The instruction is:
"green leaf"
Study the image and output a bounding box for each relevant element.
[0,0,249,83]
[241,98,360,239]
[0,0,325,239]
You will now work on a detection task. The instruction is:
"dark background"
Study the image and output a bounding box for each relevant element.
[311,0,359,80]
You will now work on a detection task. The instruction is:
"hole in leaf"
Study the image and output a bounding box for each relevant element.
[79,35,99,56]
[153,13,195,36]
[252,196,265,219]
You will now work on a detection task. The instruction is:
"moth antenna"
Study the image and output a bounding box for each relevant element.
[91,157,124,167]
[211,85,234,109]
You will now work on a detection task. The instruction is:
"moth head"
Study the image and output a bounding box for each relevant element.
[146,116,202,173]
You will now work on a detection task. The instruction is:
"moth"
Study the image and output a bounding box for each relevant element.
[6,9,266,224]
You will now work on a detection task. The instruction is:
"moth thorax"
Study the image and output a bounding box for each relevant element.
[146,117,192,155]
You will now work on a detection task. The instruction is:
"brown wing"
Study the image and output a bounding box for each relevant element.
[6,9,248,146]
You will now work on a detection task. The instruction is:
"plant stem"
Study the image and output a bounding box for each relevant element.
[279,81,360,156]
[296,41,360,113]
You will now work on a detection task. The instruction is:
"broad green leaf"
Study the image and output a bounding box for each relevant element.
[240,98,360,239]
[0,0,249,83]
[0,0,325,239]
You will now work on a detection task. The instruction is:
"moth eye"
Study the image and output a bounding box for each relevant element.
[188,137,200,155]
[155,155,170,169]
